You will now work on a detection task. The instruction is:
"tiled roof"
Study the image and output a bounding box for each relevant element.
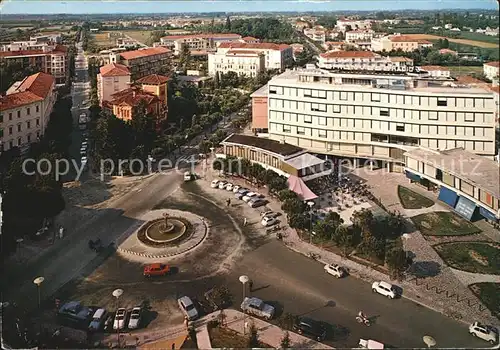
[485,61,500,68]
[0,45,67,57]
[161,33,241,40]
[325,41,344,45]
[136,74,169,85]
[226,50,261,56]
[389,35,430,43]
[320,50,376,59]
[222,134,303,157]
[242,36,258,41]
[99,63,131,77]
[421,65,449,71]
[0,72,55,111]
[109,86,159,107]
[120,47,171,60]
[218,42,291,51]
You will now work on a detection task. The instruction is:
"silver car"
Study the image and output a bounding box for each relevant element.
[178,296,199,321]
[240,297,275,320]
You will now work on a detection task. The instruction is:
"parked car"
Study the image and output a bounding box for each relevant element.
[261,216,277,227]
[144,263,170,277]
[238,187,249,194]
[261,211,280,218]
[242,192,258,202]
[103,315,114,332]
[372,281,397,299]
[210,180,220,188]
[81,156,88,164]
[235,189,250,199]
[128,307,142,329]
[232,185,241,193]
[58,301,93,325]
[88,308,107,332]
[240,297,275,320]
[184,172,194,181]
[469,322,498,344]
[249,198,267,208]
[113,308,127,330]
[218,181,228,189]
[178,296,199,321]
[324,264,346,278]
[226,183,234,191]
[293,316,327,342]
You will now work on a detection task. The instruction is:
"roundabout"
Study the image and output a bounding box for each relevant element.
[118,209,208,260]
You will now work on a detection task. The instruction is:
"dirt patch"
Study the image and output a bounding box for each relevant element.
[469,250,489,266]
[404,34,499,48]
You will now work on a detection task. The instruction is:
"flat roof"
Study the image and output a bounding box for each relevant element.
[285,153,325,169]
[404,148,500,198]
[250,84,268,97]
[222,134,303,157]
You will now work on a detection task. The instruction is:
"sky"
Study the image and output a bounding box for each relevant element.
[0,0,498,15]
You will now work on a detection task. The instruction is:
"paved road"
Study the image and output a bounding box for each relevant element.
[296,29,322,54]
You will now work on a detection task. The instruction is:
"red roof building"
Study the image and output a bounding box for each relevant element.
[119,47,171,79]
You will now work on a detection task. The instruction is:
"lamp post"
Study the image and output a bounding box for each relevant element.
[239,275,249,335]
[307,201,315,244]
[33,276,45,308]
[423,335,436,348]
[16,238,24,261]
[112,288,124,348]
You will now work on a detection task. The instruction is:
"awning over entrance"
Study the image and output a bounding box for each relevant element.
[479,206,497,222]
[405,171,421,182]
[454,196,477,221]
[438,186,459,208]
[287,175,318,201]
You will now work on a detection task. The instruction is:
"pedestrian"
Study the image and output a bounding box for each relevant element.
[59,226,64,239]
[248,279,253,292]
[243,217,247,226]
[226,198,231,207]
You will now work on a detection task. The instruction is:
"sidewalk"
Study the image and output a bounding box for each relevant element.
[97,324,187,348]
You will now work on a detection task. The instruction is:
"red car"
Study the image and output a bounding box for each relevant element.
[144,263,171,277]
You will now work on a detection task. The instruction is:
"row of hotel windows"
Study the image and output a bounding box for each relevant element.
[3,132,40,150]
[268,86,492,109]
[224,146,281,169]
[269,111,495,137]
[4,119,41,134]
[0,106,41,122]
[269,123,493,152]
[215,64,258,70]
[268,101,495,124]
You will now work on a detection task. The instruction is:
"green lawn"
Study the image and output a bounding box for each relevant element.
[122,30,152,45]
[412,212,481,236]
[434,242,500,275]
[397,186,435,209]
[469,282,500,320]
[456,31,500,45]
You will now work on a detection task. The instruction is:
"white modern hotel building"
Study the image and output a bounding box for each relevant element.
[264,67,497,173]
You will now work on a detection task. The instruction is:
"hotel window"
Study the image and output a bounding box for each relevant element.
[27,134,31,142]
[317,90,326,99]
[17,124,21,132]
[27,121,31,129]
[17,137,22,146]
[318,116,327,126]
[465,113,475,122]
[8,126,13,135]
[303,89,312,97]
[396,124,405,132]
[36,105,39,113]
[269,86,277,94]
[17,111,21,118]
[437,98,447,107]
[318,130,327,138]
[371,93,380,102]
[333,104,341,113]
[304,115,312,123]
[27,107,31,115]
[340,92,348,101]
[380,109,389,117]
[283,125,291,133]
[297,127,305,135]
[429,111,438,120]
[8,112,12,120]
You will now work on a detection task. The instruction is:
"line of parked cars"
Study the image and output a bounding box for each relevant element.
[210,179,268,208]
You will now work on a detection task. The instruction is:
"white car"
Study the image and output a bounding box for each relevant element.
[261,216,277,227]
[210,179,220,188]
[218,181,228,189]
[240,297,275,320]
[88,308,107,331]
[128,307,142,329]
[178,296,199,321]
[81,156,88,163]
[469,322,498,344]
[242,192,258,202]
[113,308,127,330]
[261,211,279,218]
[371,281,397,299]
[232,185,241,193]
[226,183,234,191]
[324,264,346,278]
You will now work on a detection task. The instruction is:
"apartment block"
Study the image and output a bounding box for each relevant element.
[208,50,265,77]
[0,44,68,84]
[304,26,326,43]
[118,47,171,79]
[345,30,375,43]
[420,66,451,79]
[97,63,131,106]
[317,51,414,72]
[336,19,372,32]
[216,42,293,71]
[159,33,241,55]
[264,69,497,172]
[483,61,499,81]
[251,84,269,133]
[371,34,433,52]
[323,41,344,51]
[0,72,56,152]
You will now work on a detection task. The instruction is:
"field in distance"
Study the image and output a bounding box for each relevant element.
[405,34,499,48]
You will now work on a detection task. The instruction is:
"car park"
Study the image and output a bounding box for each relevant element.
[128,307,142,329]
[88,308,107,332]
[261,216,277,227]
[178,296,199,321]
[226,183,234,191]
[113,308,127,330]
[293,316,326,342]
[324,264,346,278]
[218,181,228,189]
[232,185,241,193]
[210,179,220,188]
[469,322,498,344]
[242,192,258,202]
[240,297,275,320]
[249,198,267,208]
[372,281,397,299]
[144,263,171,277]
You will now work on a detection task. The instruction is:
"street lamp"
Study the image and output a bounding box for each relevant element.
[112,288,124,348]
[33,276,45,308]
[239,275,249,335]
[16,238,24,261]
[423,335,436,348]
[307,201,315,244]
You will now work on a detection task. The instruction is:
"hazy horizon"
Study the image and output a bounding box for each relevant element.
[0,0,498,15]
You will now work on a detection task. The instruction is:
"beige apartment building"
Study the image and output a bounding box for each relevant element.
[97,63,131,106]
[159,33,242,55]
[0,72,56,152]
[216,42,293,71]
[119,47,171,79]
[483,61,499,81]
[336,18,373,32]
[264,69,497,172]
[208,50,265,77]
[371,34,433,52]
[318,51,414,72]
[345,30,375,43]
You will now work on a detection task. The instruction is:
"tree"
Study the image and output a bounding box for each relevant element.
[225,15,232,31]
[179,44,191,72]
[281,198,306,215]
[288,213,309,230]
[247,322,260,348]
[334,225,354,256]
[386,245,412,281]
[280,331,291,349]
